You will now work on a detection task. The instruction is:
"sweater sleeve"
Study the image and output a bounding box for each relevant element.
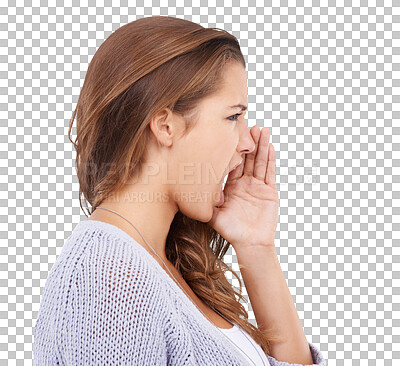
[266,342,326,366]
[60,254,168,365]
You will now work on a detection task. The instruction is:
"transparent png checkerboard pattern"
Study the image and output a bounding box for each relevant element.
[1,1,398,365]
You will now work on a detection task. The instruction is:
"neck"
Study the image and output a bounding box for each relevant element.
[89,185,178,262]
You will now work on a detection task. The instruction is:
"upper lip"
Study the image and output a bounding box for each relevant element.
[229,160,243,173]
[221,160,243,185]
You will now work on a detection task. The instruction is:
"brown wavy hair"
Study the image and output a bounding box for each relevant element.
[67,15,283,355]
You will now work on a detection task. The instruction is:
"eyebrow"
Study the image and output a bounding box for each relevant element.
[229,104,248,111]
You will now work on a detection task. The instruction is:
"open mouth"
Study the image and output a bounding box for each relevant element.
[219,186,225,206]
[217,160,242,206]
[220,160,243,184]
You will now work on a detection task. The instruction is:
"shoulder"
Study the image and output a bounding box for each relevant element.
[62,219,166,286]
[72,223,169,311]
[35,220,172,364]
[55,219,171,323]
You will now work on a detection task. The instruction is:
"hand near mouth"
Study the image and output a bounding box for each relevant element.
[207,126,279,251]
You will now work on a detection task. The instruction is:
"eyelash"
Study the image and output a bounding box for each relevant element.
[227,113,242,122]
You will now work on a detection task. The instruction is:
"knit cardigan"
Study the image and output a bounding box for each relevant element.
[33,219,327,365]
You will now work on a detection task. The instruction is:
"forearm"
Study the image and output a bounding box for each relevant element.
[235,244,314,365]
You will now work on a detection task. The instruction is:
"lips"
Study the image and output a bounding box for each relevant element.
[229,160,243,173]
[217,160,242,206]
[219,160,243,186]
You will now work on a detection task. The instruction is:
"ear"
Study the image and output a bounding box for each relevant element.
[149,108,176,148]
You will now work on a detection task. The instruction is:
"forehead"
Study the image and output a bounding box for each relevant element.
[220,62,247,88]
[213,62,248,107]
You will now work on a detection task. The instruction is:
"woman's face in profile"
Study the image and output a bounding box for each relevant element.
[170,61,255,222]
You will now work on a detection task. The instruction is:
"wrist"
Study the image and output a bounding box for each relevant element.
[234,244,280,274]
[231,231,277,250]
[233,242,277,259]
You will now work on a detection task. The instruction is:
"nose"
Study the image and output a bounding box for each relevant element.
[236,122,256,155]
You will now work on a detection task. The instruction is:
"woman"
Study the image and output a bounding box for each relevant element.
[33,16,326,365]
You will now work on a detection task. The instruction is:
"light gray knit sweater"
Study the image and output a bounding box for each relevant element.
[33,219,327,365]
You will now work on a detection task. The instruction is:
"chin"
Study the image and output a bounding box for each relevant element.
[196,207,215,223]
[178,201,216,223]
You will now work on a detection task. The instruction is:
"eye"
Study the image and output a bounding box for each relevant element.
[227,113,242,122]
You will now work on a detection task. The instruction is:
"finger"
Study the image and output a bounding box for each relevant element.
[243,125,261,176]
[265,144,276,187]
[254,127,270,181]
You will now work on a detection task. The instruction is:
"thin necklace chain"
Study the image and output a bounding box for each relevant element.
[95,206,266,366]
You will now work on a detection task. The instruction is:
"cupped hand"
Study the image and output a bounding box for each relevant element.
[207,126,279,250]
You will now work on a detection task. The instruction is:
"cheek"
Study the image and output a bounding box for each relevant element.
[207,141,236,182]
[171,138,236,212]
[175,128,237,187]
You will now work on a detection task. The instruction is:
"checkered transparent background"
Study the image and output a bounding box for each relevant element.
[1,1,399,365]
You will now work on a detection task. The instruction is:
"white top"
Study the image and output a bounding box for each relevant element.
[219,323,271,365]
